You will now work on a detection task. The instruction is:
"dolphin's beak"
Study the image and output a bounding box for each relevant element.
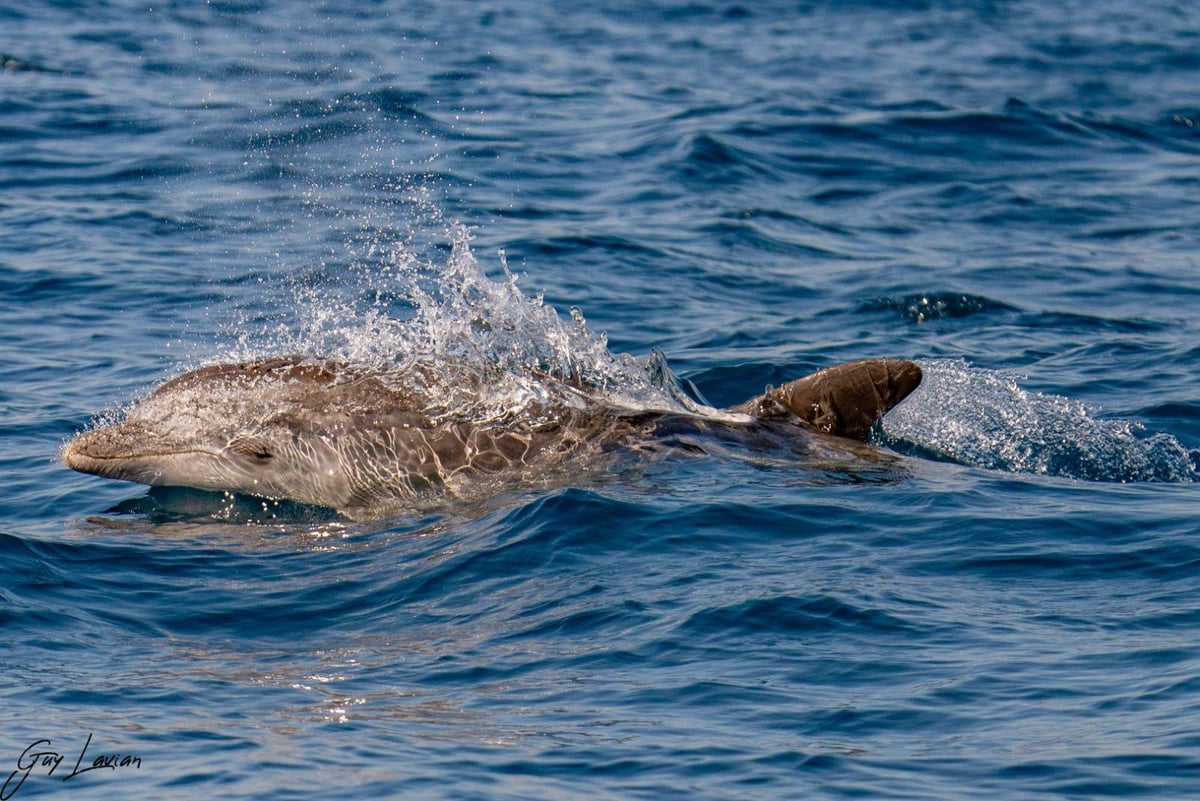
[62,425,213,485]
[63,428,127,478]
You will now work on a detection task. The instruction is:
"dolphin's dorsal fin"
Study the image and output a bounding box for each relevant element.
[731,358,922,440]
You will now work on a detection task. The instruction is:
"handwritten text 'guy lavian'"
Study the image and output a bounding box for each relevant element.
[2,734,142,799]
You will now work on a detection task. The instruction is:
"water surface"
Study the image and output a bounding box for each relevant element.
[3,1,1200,799]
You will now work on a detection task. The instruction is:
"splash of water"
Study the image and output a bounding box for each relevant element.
[880,359,1198,483]
[229,218,707,426]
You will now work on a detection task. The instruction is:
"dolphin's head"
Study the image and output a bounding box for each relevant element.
[63,358,360,509]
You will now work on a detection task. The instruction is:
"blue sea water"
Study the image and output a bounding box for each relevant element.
[3,1,1200,798]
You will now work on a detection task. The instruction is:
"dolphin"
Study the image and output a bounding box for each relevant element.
[63,356,921,516]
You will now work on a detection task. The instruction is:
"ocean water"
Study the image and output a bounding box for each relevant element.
[3,0,1200,798]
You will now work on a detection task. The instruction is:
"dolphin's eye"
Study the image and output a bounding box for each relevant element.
[228,436,274,462]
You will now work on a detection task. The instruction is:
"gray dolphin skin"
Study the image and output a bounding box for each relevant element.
[63,356,921,516]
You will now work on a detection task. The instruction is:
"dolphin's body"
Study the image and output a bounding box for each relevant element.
[63,356,921,517]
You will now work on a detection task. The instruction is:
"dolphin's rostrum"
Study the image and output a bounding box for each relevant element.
[63,356,922,516]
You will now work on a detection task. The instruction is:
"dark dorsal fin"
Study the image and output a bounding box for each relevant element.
[730,358,922,441]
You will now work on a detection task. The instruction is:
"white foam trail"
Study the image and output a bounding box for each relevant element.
[880,359,1197,483]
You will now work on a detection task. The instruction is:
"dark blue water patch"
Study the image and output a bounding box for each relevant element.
[1076,109,1200,156]
[709,205,859,252]
[0,533,166,647]
[152,578,374,641]
[490,202,590,222]
[773,101,1091,168]
[902,490,1200,582]
[519,233,671,261]
[0,87,165,143]
[676,594,926,640]
[807,185,875,204]
[104,487,344,526]
[900,99,1106,153]
[0,532,63,618]
[860,292,1017,324]
[699,219,844,260]
[3,530,369,647]
[244,117,375,151]
[997,754,1200,799]
[946,540,1200,586]
[393,490,658,604]
[1023,310,1170,335]
[720,208,854,239]
[494,585,651,643]
[1086,220,1200,242]
[1141,403,1200,449]
[259,87,436,128]
[0,264,120,300]
[674,132,780,186]
[858,291,1174,347]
